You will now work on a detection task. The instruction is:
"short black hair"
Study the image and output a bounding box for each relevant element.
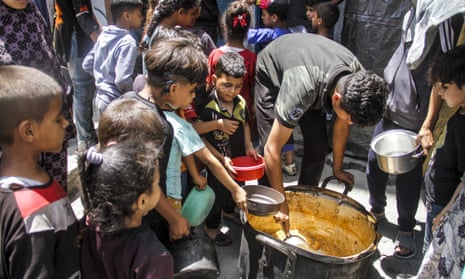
[258,0,289,21]
[428,45,465,89]
[0,65,62,145]
[214,52,246,78]
[338,71,388,126]
[111,0,143,21]
[315,2,339,29]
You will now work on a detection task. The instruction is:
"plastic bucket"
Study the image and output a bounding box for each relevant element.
[231,155,265,181]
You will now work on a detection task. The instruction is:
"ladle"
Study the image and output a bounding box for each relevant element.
[280,222,310,250]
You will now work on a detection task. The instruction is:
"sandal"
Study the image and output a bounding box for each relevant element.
[394,232,417,260]
[370,210,386,223]
[212,232,232,247]
[282,162,297,176]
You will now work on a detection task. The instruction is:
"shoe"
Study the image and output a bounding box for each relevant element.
[282,162,297,176]
[211,232,232,246]
[394,232,417,260]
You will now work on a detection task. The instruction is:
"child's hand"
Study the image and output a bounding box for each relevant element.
[168,214,190,241]
[432,208,448,231]
[193,175,207,190]
[231,186,248,213]
[417,127,434,156]
[246,147,258,160]
[224,156,237,175]
[219,119,240,135]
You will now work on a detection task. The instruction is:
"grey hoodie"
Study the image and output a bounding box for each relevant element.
[82,25,137,107]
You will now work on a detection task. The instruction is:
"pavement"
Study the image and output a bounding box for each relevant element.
[67,132,427,279]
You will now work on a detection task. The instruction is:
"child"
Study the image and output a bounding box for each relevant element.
[207,1,257,142]
[141,37,248,244]
[247,0,306,50]
[82,0,144,118]
[96,98,191,245]
[79,140,174,278]
[420,45,465,253]
[201,52,258,246]
[0,65,79,278]
[417,176,465,278]
[309,2,339,38]
[141,0,215,57]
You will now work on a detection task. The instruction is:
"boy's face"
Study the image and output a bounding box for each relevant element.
[127,7,144,29]
[34,96,69,153]
[168,82,198,109]
[261,9,275,27]
[435,82,465,108]
[213,73,243,103]
[305,5,316,21]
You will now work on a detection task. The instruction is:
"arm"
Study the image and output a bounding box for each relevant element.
[194,148,247,211]
[417,86,443,155]
[81,48,95,75]
[432,180,464,231]
[264,119,294,228]
[332,115,354,185]
[243,122,257,158]
[114,42,138,93]
[154,193,190,239]
[183,155,207,190]
[191,118,240,135]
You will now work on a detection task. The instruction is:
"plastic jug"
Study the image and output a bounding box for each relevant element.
[181,185,215,226]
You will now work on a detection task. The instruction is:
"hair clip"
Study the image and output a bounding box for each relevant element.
[86,146,103,165]
[233,13,248,28]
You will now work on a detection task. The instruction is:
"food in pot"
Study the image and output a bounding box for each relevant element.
[247,191,377,257]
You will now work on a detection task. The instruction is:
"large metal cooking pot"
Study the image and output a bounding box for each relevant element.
[242,177,379,279]
[169,231,220,279]
[370,129,423,174]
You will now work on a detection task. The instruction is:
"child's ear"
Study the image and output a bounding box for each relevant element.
[271,14,278,23]
[17,120,35,143]
[211,74,218,85]
[136,193,148,211]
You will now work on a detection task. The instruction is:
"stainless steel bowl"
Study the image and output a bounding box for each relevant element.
[370,129,423,174]
[244,185,285,216]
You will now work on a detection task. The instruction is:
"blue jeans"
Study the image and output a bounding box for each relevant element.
[366,118,424,232]
[423,202,443,253]
[68,33,97,147]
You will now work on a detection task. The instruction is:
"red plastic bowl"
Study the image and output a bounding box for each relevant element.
[231,155,265,181]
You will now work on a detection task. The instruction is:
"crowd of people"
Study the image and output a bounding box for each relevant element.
[0,0,465,278]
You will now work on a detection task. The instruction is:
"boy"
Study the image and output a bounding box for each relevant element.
[82,0,143,119]
[0,65,79,278]
[310,2,339,38]
[200,53,258,246]
[419,45,465,252]
[138,38,248,245]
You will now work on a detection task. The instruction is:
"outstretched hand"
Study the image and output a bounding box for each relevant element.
[333,169,354,186]
[417,127,434,156]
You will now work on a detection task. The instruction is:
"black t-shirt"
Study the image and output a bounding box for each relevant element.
[425,110,465,206]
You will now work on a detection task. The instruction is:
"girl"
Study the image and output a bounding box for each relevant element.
[79,140,174,279]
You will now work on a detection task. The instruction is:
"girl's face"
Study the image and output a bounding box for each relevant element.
[436,82,465,108]
[178,6,201,27]
[2,0,28,9]
[143,169,161,214]
[34,96,69,153]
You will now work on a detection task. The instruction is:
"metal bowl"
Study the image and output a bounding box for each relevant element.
[243,185,285,216]
[370,129,423,174]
